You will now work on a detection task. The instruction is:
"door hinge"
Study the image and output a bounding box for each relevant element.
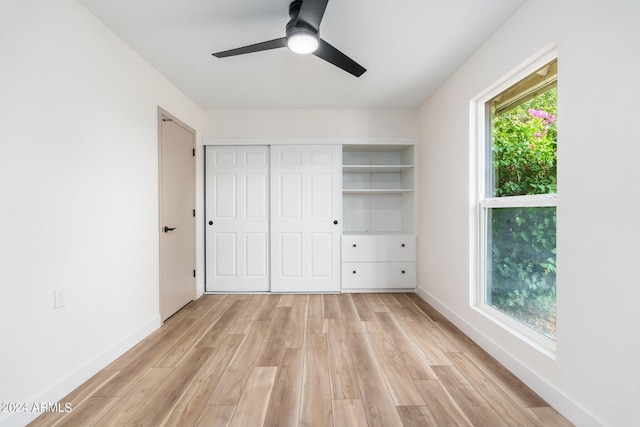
[193,209,196,217]
[192,148,195,156]
[193,269,196,278]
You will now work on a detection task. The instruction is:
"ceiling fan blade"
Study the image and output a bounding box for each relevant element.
[296,0,329,30]
[213,37,287,58]
[313,39,366,77]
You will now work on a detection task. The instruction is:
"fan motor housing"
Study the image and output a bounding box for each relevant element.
[288,0,304,18]
[286,0,319,37]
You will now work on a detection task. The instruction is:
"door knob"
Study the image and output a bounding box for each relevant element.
[333,220,339,225]
[163,226,176,233]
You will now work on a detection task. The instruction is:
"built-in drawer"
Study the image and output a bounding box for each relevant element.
[342,235,416,262]
[342,262,416,289]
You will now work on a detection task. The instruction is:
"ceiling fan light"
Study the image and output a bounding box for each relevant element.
[287,33,318,54]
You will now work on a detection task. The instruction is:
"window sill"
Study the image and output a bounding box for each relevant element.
[473,303,557,359]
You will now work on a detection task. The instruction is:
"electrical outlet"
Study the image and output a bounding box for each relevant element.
[54,288,66,309]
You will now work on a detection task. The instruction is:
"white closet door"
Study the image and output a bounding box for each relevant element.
[205,146,269,292]
[271,145,342,292]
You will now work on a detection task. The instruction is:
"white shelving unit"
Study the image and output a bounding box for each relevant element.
[342,145,415,234]
[341,144,416,291]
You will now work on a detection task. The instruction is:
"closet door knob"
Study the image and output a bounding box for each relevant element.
[401,270,406,274]
[352,270,357,274]
[353,244,357,247]
[208,221,213,225]
[333,220,339,225]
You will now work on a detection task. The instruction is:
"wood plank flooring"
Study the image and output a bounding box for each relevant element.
[29,293,572,427]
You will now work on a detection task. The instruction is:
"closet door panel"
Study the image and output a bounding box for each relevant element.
[215,233,237,277]
[245,232,268,277]
[310,232,333,277]
[311,174,332,217]
[271,145,341,292]
[279,174,303,218]
[280,233,303,277]
[246,174,268,218]
[215,174,236,218]
[205,146,270,292]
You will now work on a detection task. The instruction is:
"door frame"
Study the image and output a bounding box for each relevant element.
[158,106,196,320]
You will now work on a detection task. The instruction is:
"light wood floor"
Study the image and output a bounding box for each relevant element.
[29,293,572,427]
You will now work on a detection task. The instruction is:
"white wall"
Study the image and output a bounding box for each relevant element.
[203,109,418,139]
[417,1,640,426]
[0,1,203,425]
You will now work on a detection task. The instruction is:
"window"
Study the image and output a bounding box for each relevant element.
[473,49,557,350]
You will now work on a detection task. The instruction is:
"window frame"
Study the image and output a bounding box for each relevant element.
[471,45,558,356]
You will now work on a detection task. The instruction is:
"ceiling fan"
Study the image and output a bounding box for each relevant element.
[212,0,366,77]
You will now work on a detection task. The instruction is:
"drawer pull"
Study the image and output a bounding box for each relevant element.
[352,270,357,274]
[401,270,406,274]
[353,244,357,247]
[401,243,405,247]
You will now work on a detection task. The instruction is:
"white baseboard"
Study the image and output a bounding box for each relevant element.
[415,287,604,427]
[342,288,416,293]
[0,316,161,427]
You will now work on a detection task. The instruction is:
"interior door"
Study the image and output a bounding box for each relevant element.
[158,109,195,321]
[205,146,270,292]
[271,145,341,292]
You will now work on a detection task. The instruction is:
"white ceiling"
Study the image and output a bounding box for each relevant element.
[78,0,525,109]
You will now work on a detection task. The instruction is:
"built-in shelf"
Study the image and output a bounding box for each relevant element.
[342,144,415,234]
[342,189,414,194]
[343,231,414,236]
[342,165,414,173]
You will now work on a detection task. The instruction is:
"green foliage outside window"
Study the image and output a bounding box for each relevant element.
[492,88,557,197]
[488,88,557,338]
